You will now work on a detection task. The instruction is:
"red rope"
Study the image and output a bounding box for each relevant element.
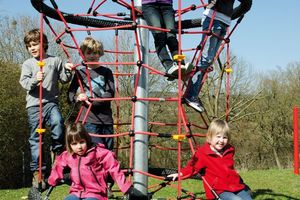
[33,0,246,197]
[37,13,45,186]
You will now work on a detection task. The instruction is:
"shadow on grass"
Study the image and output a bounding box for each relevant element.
[252,189,300,200]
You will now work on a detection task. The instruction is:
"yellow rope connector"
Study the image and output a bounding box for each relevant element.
[36,128,46,134]
[173,54,185,62]
[224,67,233,73]
[114,124,118,130]
[37,61,45,67]
[173,134,186,141]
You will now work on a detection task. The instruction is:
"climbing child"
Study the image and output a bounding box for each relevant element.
[19,28,72,189]
[48,122,132,200]
[67,36,116,197]
[68,37,115,151]
[184,0,252,112]
[142,0,194,81]
[167,119,253,200]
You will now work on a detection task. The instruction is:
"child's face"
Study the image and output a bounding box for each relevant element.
[27,41,42,58]
[84,50,101,68]
[70,139,88,156]
[209,132,228,152]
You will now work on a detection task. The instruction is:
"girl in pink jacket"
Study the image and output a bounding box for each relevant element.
[168,119,252,200]
[48,123,132,200]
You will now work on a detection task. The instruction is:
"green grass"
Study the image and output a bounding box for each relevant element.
[1,169,300,200]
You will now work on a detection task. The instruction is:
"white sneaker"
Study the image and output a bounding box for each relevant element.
[183,62,194,74]
[167,62,179,75]
[184,97,205,113]
[167,62,194,81]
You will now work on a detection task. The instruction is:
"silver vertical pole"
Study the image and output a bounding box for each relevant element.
[133,0,149,198]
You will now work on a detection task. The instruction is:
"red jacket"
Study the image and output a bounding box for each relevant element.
[48,144,131,200]
[180,142,245,199]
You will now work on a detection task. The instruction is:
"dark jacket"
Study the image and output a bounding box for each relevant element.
[68,65,115,124]
[208,0,252,19]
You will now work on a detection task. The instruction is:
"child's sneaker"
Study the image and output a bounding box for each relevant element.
[167,62,179,76]
[166,62,192,81]
[184,96,205,113]
[183,62,194,74]
[32,171,47,191]
[182,62,194,81]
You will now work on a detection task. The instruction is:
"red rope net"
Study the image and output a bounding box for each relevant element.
[31,0,248,199]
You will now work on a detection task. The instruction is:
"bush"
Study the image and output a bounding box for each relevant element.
[0,61,30,188]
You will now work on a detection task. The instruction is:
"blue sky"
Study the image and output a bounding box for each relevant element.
[1,0,300,73]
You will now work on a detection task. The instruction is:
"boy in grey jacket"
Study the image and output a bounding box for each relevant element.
[19,28,72,189]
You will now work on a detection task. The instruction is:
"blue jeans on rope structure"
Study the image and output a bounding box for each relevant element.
[219,188,252,200]
[84,123,114,151]
[27,102,64,172]
[186,16,228,99]
[142,3,180,71]
[64,194,98,200]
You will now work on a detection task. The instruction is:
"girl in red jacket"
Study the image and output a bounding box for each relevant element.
[48,123,132,200]
[168,119,252,200]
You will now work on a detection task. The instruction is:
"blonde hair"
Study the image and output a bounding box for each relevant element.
[80,37,104,56]
[65,122,92,154]
[24,28,48,52]
[206,119,230,143]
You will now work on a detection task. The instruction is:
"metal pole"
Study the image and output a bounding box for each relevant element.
[133,0,149,197]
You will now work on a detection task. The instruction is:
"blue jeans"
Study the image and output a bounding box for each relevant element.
[219,188,252,200]
[64,194,98,200]
[27,102,64,172]
[84,123,114,151]
[186,16,228,99]
[142,3,179,71]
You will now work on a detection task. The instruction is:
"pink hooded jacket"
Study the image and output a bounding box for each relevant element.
[48,143,131,200]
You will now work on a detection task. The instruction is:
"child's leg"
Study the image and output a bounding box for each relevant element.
[185,17,212,101]
[184,18,227,112]
[84,123,106,146]
[45,102,65,154]
[100,124,114,151]
[64,194,80,200]
[200,18,227,70]
[100,125,115,197]
[64,195,98,200]
[236,188,253,200]
[27,106,47,189]
[142,4,173,71]
[160,4,178,60]
[28,106,47,172]
[161,4,195,78]
[219,191,243,200]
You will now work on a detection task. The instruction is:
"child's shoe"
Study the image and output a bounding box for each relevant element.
[166,62,179,75]
[32,171,47,191]
[182,62,194,81]
[184,96,205,113]
[183,62,194,74]
[167,62,192,81]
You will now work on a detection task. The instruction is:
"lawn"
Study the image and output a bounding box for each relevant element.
[1,169,299,200]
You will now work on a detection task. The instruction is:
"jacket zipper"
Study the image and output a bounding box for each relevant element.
[78,157,85,198]
[89,166,102,187]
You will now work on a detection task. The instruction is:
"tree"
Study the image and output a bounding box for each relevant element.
[255,64,300,169]
[0,15,76,65]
